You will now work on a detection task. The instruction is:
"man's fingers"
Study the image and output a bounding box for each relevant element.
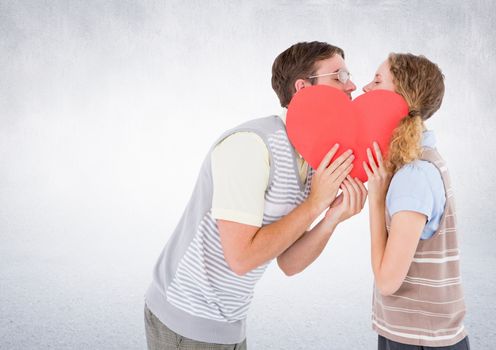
[341,181,350,208]
[355,177,368,207]
[328,152,355,183]
[334,162,353,185]
[326,149,354,174]
[332,192,344,207]
[344,179,356,212]
[317,144,340,173]
[346,176,361,212]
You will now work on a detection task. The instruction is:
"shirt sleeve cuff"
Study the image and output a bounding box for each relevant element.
[387,195,431,221]
[211,208,263,227]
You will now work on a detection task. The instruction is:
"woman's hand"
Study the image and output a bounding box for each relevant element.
[363,142,392,204]
[325,176,368,223]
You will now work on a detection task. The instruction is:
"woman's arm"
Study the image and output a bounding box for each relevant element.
[369,208,425,295]
[364,143,426,296]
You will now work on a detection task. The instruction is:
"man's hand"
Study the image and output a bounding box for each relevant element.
[307,144,355,214]
[275,165,365,277]
[325,175,368,224]
[218,144,355,277]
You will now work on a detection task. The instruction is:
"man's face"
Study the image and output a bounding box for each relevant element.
[311,55,357,99]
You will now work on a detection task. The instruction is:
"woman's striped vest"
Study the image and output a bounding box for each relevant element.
[372,148,467,347]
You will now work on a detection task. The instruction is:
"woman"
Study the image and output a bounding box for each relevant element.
[362,53,469,349]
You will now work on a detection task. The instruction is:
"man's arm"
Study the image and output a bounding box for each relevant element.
[276,176,367,276]
[218,145,354,276]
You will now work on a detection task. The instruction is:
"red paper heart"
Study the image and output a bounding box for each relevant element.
[286,85,409,182]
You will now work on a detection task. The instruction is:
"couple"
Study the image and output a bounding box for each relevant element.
[144,41,469,350]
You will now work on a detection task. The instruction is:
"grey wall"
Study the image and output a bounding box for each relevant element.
[1,1,495,349]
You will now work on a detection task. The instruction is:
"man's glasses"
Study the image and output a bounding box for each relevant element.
[307,69,352,84]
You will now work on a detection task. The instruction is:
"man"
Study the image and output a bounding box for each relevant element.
[145,41,367,349]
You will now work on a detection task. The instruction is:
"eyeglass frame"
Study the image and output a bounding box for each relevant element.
[307,69,352,84]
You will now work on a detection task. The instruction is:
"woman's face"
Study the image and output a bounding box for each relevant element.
[363,59,396,93]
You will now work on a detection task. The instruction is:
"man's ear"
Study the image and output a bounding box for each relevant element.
[294,78,310,93]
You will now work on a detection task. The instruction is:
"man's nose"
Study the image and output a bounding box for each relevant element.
[346,80,357,92]
[363,83,371,93]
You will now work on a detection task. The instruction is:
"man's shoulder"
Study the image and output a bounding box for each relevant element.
[233,115,284,133]
[215,115,285,145]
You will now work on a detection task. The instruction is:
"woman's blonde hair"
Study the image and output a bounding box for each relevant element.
[386,53,445,173]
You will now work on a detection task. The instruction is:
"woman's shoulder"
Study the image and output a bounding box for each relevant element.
[394,159,440,180]
[391,158,444,196]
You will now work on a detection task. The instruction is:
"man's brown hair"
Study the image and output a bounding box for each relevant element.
[271,41,344,107]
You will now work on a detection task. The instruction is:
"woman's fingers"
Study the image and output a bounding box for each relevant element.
[367,147,378,174]
[373,142,384,168]
[363,161,373,179]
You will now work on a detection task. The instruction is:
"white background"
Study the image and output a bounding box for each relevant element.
[1,1,495,349]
